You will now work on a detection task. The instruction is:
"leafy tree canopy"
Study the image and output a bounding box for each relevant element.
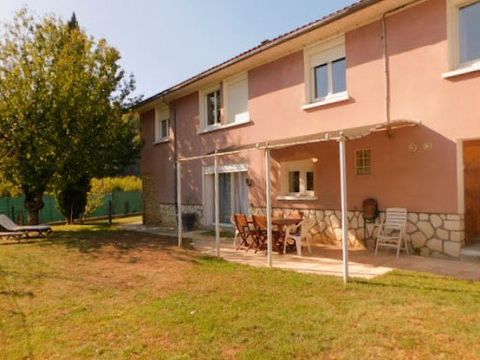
[0,9,141,223]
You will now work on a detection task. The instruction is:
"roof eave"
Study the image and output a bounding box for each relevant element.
[135,0,391,113]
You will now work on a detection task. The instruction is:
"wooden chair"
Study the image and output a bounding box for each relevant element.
[283,218,316,256]
[375,208,409,259]
[251,215,268,252]
[233,214,254,250]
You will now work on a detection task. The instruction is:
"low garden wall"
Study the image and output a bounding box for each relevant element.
[252,207,465,259]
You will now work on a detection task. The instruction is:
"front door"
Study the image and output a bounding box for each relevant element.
[464,140,480,244]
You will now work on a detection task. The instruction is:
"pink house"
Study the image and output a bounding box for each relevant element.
[136,0,480,259]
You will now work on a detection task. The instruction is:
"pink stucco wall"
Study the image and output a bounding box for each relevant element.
[140,0,480,214]
[140,109,175,203]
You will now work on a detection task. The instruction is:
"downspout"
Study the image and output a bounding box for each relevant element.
[382,13,391,131]
[172,100,179,219]
[382,1,421,135]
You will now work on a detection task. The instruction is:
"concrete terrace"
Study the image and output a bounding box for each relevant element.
[120,223,480,281]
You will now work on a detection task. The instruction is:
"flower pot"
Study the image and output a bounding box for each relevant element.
[182,213,196,231]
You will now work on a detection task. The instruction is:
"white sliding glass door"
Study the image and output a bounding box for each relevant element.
[204,168,249,226]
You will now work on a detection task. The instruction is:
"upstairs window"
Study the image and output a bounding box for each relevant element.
[304,36,348,107]
[459,1,480,64]
[314,57,347,100]
[206,89,221,126]
[446,0,480,75]
[155,105,170,143]
[160,118,169,139]
[224,73,249,125]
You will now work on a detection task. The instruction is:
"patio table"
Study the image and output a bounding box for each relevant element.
[272,218,302,254]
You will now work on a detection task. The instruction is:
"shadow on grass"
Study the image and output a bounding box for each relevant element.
[31,225,199,265]
[352,271,480,295]
[0,290,34,298]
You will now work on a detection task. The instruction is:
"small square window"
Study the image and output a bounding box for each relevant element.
[356,149,371,175]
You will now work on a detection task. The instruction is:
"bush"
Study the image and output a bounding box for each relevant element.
[83,176,142,218]
[0,180,22,197]
[90,176,142,193]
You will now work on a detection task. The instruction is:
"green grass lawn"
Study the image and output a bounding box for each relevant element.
[1,222,480,359]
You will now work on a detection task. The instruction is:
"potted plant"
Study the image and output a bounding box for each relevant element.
[182,212,196,231]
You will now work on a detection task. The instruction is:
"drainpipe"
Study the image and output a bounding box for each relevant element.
[382,1,420,134]
[172,100,179,220]
[382,13,391,129]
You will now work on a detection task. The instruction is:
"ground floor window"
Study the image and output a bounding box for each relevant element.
[279,160,316,200]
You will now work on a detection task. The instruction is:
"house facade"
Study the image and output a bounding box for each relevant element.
[137,0,480,258]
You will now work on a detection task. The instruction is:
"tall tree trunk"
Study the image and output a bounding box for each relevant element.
[24,188,45,225]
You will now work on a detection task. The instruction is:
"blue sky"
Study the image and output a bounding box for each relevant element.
[1,0,357,99]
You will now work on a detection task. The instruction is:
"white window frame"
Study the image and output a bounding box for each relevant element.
[277,160,317,201]
[444,0,480,78]
[199,85,222,132]
[303,36,349,109]
[154,105,170,144]
[223,72,250,126]
[202,163,249,226]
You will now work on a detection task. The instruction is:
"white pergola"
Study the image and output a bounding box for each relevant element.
[176,120,418,284]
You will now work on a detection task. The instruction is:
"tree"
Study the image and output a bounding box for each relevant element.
[0,9,141,224]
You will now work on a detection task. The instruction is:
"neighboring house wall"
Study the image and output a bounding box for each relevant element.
[140,0,480,257]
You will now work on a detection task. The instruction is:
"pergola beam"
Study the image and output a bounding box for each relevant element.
[214,151,220,257]
[177,161,183,247]
[265,146,273,267]
[339,136,349,283]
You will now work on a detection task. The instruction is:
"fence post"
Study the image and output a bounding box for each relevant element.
[108,200,112,226]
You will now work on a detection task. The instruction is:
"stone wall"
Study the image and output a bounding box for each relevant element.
[143,201,203,229]
[252,207,465,258]
[142,174,203,227]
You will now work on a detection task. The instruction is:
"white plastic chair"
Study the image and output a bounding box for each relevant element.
[375,208,409,259]
[283,218,316,256]
[231,215,239,247]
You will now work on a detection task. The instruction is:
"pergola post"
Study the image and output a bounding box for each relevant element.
[339,136,349,284]
[176,161,182,247]
[265,146,273,267]
[214,151,220,257]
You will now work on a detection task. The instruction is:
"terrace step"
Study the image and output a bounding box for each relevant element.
[460,242,480,263]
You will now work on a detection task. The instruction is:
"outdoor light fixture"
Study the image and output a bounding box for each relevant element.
[312,157,319,163]
[245,177,253,187]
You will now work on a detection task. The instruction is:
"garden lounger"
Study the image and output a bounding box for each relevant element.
[0,214,52,238]
[0,231,26,241]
